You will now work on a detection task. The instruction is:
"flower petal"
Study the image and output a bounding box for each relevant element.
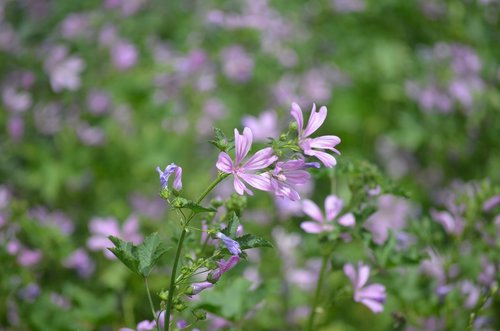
[173,166,183,190]
[234,127,253,165]
[305,149,337,168]
[283,170,310,185]
[303,105,327,138]
[300,221,323,233]
[291,102,304,137]
[233,175,253,195]
[239,173,272,192]
[309,135,341,154]
[216,152,234,173]
[343,263,357,286]
[302,199,324,223]
[359,298,384,313]
[243,147,277,171]
[338,213,355,227]
[357,263,370,288]
[325,195,343,221]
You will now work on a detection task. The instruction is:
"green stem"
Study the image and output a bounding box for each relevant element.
[164,173,229,331]
[306,253,330,331]
[144,277,160,331]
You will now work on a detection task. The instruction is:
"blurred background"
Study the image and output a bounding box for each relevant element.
[1,0,499,330]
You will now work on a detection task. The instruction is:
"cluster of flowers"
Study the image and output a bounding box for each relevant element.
[215,103,340,201]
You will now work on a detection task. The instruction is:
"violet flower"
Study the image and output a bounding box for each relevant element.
[187,281,214,296]
[216,232,242,255]
[265,159,311,201]
[483,195,500,212]
[216,127,277,195]
[291,103,341,167]
[300,195,355,234]
[343,263,386,313]
[208,255,240,283]
[430,208,464,236]
[156,163,182,191]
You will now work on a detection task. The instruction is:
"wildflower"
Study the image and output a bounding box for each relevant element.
[343,263,386,313]
[156,163,182,191]
[300,195,355,234]
[291,103,341,167]
[111,40,138,71]
[265,159,311,201]
[216,127,277,195]
[483,195,500,212]
[241,110,279,142]
[208,255,240,283]
[220,45,254,82]
[430,208,464,236]
[186,281,214,296]
[364,194,412,245]
[216,232,242,255]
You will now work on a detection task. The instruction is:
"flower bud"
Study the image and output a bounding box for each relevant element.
[158,290,168,301]
[171,197,188,208]
[192,308,207,320]
[160,187,170,200]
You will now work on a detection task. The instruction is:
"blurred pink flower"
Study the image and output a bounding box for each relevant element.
[300,195,355,233]
[216,127,277,195]
[291,103,341,167]
[111,40,138,70]
[44,46,85,92]
[63,248,95,278]
[220,45,254,82]
[242,110,279,142]
[344,263,386,313]
[364,194,412,245]
[87,215,143,259]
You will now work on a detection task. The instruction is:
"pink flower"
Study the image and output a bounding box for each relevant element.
[216,127,277,195]
[291,103,341,167]
[343,263,386,313]
[208,255,240,283]
[300,195,355,233]
[265,159,311,201]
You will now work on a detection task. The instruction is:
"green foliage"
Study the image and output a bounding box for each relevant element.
[236,234,273,250]
[108,232,170,277]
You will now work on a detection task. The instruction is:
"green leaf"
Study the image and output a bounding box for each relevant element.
[171,197,216,213]
[184,201,217,213]
[108,233,170,277]
[108,236,140,276]
[221,212,240,237]
[236,234,273,250]
[137,232,170,276]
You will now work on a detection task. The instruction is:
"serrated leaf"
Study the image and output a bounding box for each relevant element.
[184,201,217,213]
[108,236,140,276]
[221,212,240,237]
[236,234,273,250]
[137,232,170,277]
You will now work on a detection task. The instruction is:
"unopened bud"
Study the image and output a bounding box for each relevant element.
[192,308,207,320]
[160,187,170,200]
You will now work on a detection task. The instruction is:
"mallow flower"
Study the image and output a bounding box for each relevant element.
[264,159,311,201]
[186,281,214,296]
[291,103,341,167]
[300,195,355,234]
[156,163,182,190]
[216,232,242,255]
[216,127,277,195]
[344,263,386,313]
[208,255,240,283]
